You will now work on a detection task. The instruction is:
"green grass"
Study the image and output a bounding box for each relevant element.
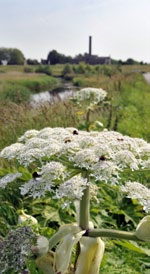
[0,66,150,147]
[0,67,60,104]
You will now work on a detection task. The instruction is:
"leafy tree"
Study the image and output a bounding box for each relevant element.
[0,48,25,65]
[47,50,62,65]
[126,58,136,65]
[27,58,39,65]
[35,65,52,75]
[8,48,25,65]
[47,50,72,64]
[0,48,10,63]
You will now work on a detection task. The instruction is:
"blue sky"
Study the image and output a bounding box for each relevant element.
[1,0,150,62]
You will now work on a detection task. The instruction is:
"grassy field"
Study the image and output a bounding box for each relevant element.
[0,63,150,148]
[0,64,150,273]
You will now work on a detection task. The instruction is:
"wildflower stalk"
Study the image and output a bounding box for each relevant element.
[86,108,91,131]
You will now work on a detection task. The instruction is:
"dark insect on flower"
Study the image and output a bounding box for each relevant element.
[99,155,106,161]
[64,138,72,143]
[73,130,79,135]
[117,138,124,141]
[32,171,40,179]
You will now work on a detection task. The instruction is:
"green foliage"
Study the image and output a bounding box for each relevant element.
[27,58,39,65]
[8,48,25,65]
[24,66,34,73]
[0,47,25,65]
[62,64,73,75]
[115,75,150,141]
[101,65,117,77]
[47,50,61,64]
[62,64,74,80]
[72,77,86,86]
[47,50,72,65]
[75,63,86,74]
[0,76,58,103]
[0,100,78,149]
[0,162,149,273]
[0,179,22,236]
[101,241,150,274]
[35,65,52,76]
[0,84,31,103]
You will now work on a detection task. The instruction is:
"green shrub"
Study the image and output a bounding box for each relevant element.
[0,84,31,103]
[102,65,117,77]
[10,76,58,93]
[73,63,86,74]
[72,77,86,86]
[35,65,52,76]
[24,66,34,73]
[62,64,75,80]
[62,64,73,75]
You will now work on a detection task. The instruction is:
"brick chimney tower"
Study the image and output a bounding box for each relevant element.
[89,35,92,56]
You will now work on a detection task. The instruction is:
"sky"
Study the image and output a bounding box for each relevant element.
[0,0,150,63]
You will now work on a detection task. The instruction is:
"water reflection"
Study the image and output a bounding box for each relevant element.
[143,72,150,84]
[30,86,75,108]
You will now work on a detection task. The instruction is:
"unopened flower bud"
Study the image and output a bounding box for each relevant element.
[135,216,150,242]
[32,235,49,256]
[18,210,38,224]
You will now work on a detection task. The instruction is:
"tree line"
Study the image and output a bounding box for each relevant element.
[0,47,146,65]
[0,48,25,65]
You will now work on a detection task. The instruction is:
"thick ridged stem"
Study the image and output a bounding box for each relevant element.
[88,228,141,241]
[79,185,90,230]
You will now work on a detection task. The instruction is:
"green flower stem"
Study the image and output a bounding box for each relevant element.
[86,108,91,131]
[79,185,90,230]
[88,228,141,241]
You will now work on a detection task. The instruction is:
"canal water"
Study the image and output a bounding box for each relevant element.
[30,82,76,107]
[143,72,150,84]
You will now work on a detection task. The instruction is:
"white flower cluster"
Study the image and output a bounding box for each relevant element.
[0,127,150,209]
[121,182,150,213]
[72,87,107,105]
[20,161,68,199]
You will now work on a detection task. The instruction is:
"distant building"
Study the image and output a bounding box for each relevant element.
[41,36,111,65]
[1,60,8,65]
[87,36,111,65]
[87,54,111,65]
[98,56,111,65]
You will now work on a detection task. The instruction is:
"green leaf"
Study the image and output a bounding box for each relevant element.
[113,240,150,255]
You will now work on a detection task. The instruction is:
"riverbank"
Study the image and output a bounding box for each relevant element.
[0,72,59,104]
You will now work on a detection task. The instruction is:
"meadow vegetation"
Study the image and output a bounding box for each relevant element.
[0,63,150,273]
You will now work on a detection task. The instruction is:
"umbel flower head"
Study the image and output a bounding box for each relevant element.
[71,87,107,105]
[0,226,36,273]
[0,127,150,210]
[121,182,150,213]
